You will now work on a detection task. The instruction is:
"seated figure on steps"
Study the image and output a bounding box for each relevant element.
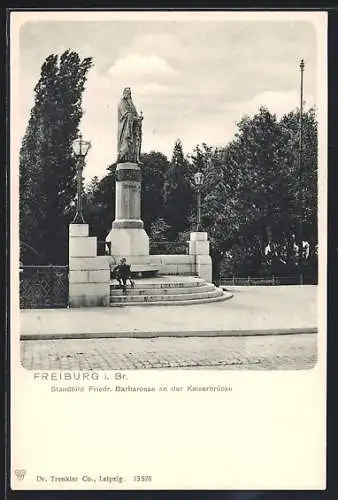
[111,257,135,293]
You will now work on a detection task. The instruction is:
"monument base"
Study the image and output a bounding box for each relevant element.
[106,226,149,259]
[112,218,144,229]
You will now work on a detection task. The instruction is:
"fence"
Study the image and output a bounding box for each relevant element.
[220,275,317,286]
[97,241,111,256]
[20,265,69,309]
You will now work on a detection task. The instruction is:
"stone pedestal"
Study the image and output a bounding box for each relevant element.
[189,232,212,283]
[69,224,110,307]
[106,162,149,259]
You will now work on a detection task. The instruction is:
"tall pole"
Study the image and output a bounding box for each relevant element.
[75,157,85,223]
[298,59,305,285]
[72,135,85,224]
[197,188,201,231]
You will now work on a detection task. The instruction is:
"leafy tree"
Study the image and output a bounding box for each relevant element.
[149,217,171,241]
[140,151,170,232]
[189,143,215,182]
[83,164,116,241]
[148,217,172,254]
[84,175,100,204]
[280,107,318,244]
[65,103,317,283]
[163,139,194,239]
[20,50,93,264]
[199,106,318,280]
[187,144,211,229]
[234,108,294,252]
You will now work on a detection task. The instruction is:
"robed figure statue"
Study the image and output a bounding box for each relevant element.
[117,87,143,163]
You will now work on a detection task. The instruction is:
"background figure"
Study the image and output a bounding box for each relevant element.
[117,87,143,163]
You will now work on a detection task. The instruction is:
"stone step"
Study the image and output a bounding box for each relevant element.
[110,288,223,304]
[108,275,227,307]
[109,293,229,307]
[110,277,206,290]
[110,283,216,296]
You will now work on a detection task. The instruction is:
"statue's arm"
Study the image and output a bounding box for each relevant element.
[118,100,138,121]
[118,100,131,121]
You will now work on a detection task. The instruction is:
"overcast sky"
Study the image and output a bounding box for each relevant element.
[17,12,321,181]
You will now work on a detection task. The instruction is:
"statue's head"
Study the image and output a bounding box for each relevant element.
[123,87,131,98]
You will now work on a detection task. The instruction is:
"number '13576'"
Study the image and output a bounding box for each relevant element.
[133,475,152,482]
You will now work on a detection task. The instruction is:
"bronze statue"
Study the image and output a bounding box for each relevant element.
[117,87,143,163]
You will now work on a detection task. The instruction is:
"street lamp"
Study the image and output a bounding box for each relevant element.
[298,59,305,285]
[193,171,205,231]
[72,134,91,224]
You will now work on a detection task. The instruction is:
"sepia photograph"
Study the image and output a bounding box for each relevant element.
[10,10,326,491]
[17,12,321,371]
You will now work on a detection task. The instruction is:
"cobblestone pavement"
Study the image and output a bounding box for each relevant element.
[21,333,317,370]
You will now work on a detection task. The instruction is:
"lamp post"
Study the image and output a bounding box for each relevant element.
[72,134,91,224]
[298,59,305,285]
[193,171,205,231]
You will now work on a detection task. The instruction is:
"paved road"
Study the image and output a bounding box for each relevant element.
[20,286,317,337]
[21,333,317,370]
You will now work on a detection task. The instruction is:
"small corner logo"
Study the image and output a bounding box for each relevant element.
[14,469,26,481]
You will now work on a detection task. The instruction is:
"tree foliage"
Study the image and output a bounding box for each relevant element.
[20,50,93,264]
[162,139,194,239]
[140,151,170,232]
[20,56,317,282]
[82,106,317,280]
[83,164,116,241]
[199,106,318,278]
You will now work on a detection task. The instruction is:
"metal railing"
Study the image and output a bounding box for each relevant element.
[219,275,317,286]
[20,265,69,309]
[97,241,111,256]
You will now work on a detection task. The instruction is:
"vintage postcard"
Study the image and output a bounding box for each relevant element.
[10,9,327,490]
